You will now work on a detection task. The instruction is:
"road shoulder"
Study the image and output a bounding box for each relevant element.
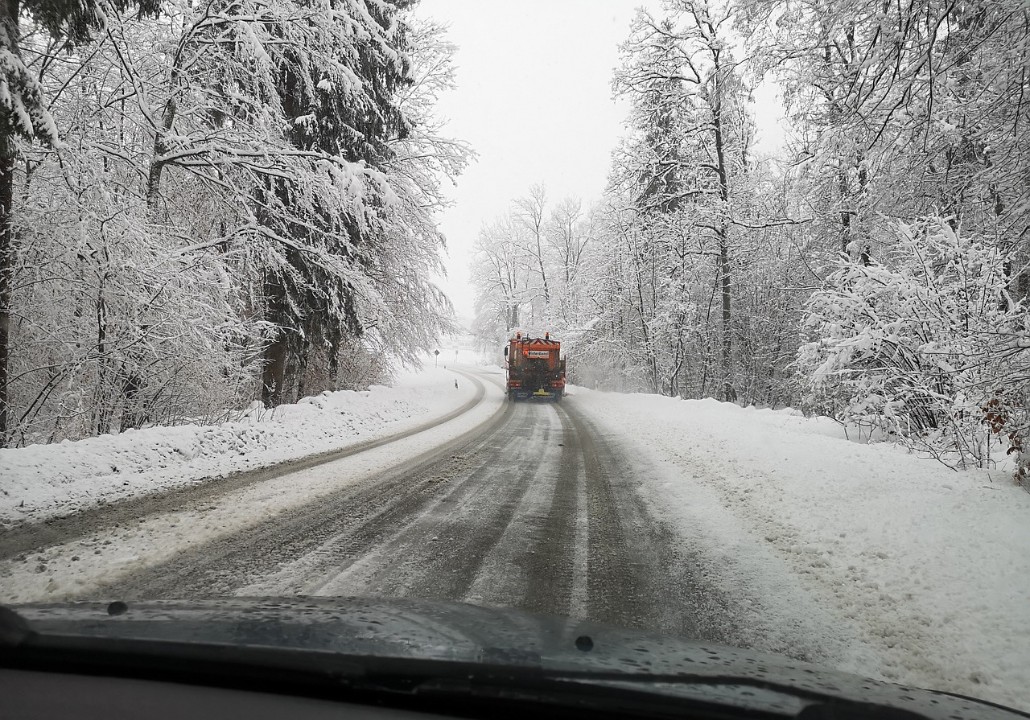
[565,385,1030,713]
[0,369,505,603]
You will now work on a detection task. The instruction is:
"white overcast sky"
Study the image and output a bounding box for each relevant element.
[412,1,784,320]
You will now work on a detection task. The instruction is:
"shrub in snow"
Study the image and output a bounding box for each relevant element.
[798,218,1030,481]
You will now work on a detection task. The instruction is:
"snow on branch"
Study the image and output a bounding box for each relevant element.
[799,218,1030,481]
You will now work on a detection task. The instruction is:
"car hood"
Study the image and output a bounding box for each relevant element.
[4,596,1025,719]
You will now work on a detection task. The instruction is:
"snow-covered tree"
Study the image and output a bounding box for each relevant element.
[608,0,769,399]
[742,0,1030,268]
[0,0,161,444]
[799,218,1030,478]
[471,214,532,345]
[4,0,466,444]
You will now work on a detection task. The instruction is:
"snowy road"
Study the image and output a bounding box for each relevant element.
[0,368,738,641]
[84,385,735,640]
[0,371,487,563]
[5,367,1029,711]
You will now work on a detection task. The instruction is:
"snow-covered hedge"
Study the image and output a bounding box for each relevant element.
[798,219,1029,482]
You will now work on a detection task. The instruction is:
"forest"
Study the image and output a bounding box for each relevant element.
[0,0,469,448]
[0,0,1026,480]
[471,0,1030,477]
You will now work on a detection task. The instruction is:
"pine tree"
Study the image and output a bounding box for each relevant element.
[256,0,416,407]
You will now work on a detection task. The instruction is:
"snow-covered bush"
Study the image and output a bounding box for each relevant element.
[798,219,1030,480]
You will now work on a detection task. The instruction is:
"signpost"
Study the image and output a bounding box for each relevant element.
[434,349,440,367]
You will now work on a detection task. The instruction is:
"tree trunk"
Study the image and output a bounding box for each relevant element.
[92,274,112,435]
[535,232,550,305]
[718,229,732,395]
[0,0,19,446]
[261,273,290,407]
[293,334,311,403]
[146,97,177,211]
[711,70,735,400]
[0,137,14,446]
[632,251,658,394]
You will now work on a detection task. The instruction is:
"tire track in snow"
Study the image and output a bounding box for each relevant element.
[89,384,515,600]
[85,390,739,650]
[557,401,737,641]
[0,370,488,563]
[309,402,562,602]
[516,407,585,618]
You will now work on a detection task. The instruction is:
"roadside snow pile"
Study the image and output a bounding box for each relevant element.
[0,368,476,528]
[571,387,1030,713]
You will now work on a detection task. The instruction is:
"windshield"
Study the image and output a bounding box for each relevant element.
[1,0,1028,717]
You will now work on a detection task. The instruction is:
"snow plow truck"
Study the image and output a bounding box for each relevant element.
[504,332,566,401]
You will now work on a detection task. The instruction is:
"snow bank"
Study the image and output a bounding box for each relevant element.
[0,367,477,528]
[570,387,1030,713]
[0,373,506,604]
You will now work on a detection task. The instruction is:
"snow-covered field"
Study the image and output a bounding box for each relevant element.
[0,364,481,529]
[570,386,1030,713]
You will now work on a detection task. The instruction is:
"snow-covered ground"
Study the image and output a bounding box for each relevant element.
[0,371,506,603]
[3,356,1028,712]
[569,386,1030,713]
[0,362,483,529]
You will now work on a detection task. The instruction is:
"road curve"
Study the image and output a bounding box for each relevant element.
[95,389,741,643]
[0,370,489,563]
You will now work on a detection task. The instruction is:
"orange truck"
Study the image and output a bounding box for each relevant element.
[504,332,566,401]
